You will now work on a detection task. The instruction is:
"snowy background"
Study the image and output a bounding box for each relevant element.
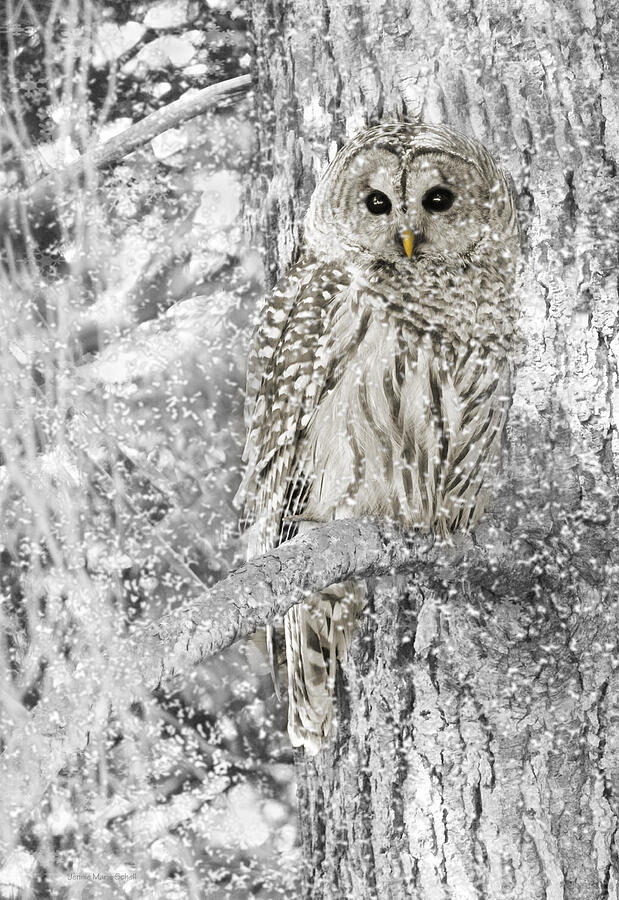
[0,1,299,897]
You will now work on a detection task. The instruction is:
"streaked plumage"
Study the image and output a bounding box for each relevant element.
[237,123,519,754]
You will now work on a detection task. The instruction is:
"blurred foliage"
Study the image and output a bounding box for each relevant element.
[0,1,299,897]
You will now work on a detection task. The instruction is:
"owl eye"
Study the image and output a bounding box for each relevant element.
[365,191,392,215]
[422,187,455,213]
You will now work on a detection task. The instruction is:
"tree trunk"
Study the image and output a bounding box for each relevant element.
[248,2,619,897]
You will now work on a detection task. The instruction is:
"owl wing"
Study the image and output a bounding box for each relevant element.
[242,255,316,451]
[237,256,358,720]
[237,255,351,556]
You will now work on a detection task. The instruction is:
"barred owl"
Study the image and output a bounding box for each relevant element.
[237,123,519,755]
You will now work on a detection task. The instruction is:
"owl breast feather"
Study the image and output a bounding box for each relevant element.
[300,285,510,533]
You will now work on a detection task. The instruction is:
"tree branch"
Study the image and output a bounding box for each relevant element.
[146,518,473,677]
[0,73,252,235]
[0,517,485,861]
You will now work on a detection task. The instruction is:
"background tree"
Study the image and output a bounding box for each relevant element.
[247,1,619,897]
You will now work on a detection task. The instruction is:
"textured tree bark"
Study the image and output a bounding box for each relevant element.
[248,1,619,898]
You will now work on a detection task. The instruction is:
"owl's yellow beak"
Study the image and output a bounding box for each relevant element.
[401,229,414,258]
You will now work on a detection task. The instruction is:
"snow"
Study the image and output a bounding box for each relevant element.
[144,1,190,29]
[93,21,146,68]
[136,35,195,69]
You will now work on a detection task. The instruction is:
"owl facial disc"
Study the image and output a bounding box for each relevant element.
[304,123,518,269]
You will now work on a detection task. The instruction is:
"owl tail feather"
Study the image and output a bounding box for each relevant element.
[285,581,364,756]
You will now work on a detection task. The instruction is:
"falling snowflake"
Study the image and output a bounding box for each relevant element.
[20,71,46,102]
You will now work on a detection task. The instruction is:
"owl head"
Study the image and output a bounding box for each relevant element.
[304,123,519,272]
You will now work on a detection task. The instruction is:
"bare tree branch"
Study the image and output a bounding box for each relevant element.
[71,73,252,174]
[147,518,475,677]
[3,510,544,865]
[0,73,252,236]
[0,517,470,859]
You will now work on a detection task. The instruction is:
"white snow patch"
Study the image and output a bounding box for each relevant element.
[144,0,189,29]
[93,21,145,67]
[38,135,80,169]
[0,851,36,896]
[79,294,235,386]
[193,170,242,230]
[183,63,209,77]
[151,126,189,160]
[136,35,195,69]
[99,117,133,143]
